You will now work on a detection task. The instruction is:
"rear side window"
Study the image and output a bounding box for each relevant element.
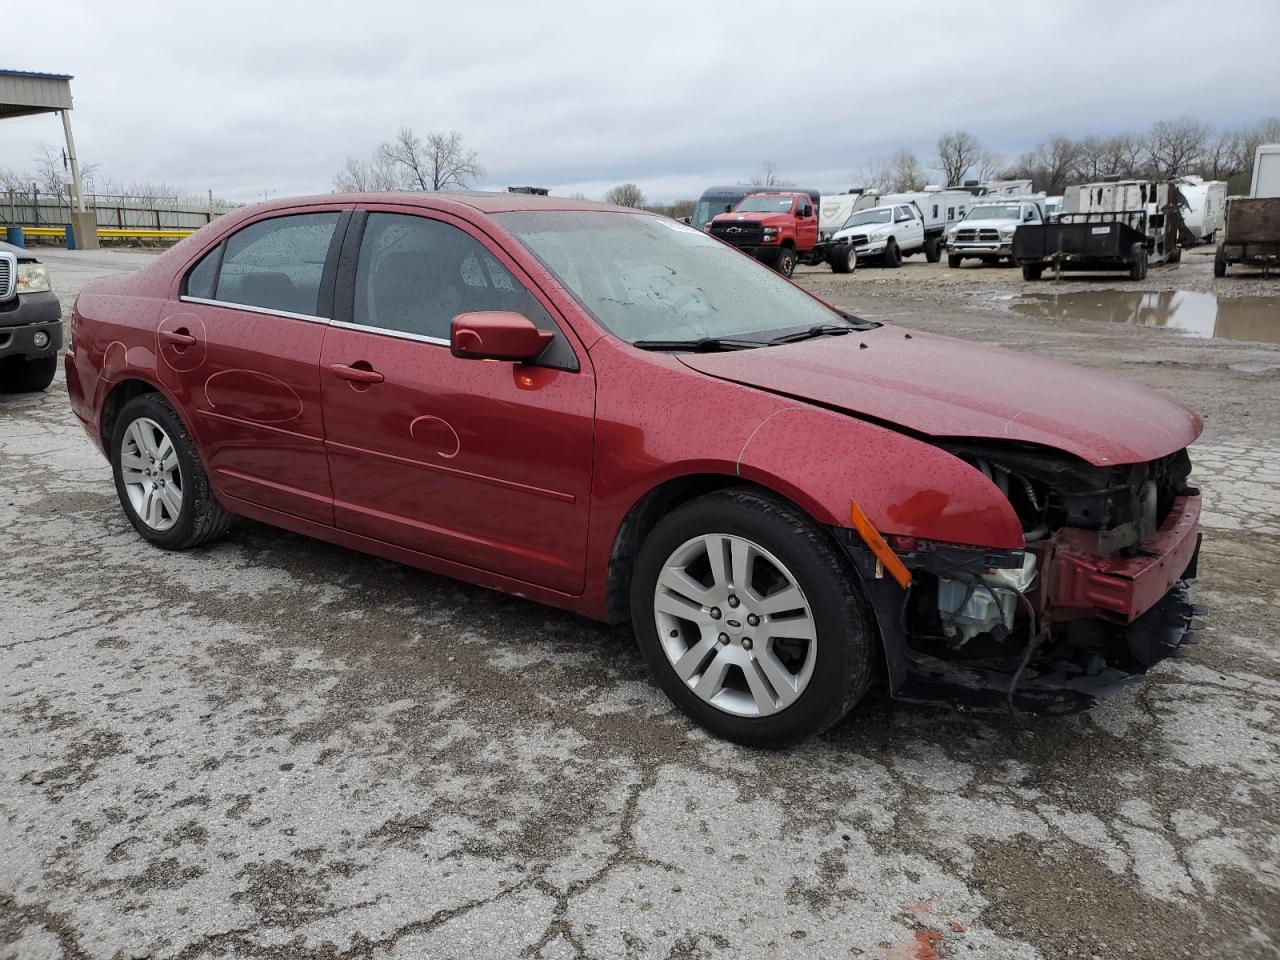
[184,245,221,299]
[352,213,553,341]
[213,212,340,317]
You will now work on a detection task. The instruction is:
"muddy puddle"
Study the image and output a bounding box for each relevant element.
[1011,291,1280,344]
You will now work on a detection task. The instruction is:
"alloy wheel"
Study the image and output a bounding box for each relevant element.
[119,417,183,531]
[653,533,817,717]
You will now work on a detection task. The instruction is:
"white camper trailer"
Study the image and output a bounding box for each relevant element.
[1176,176,1228,244]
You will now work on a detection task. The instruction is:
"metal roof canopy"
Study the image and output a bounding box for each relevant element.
[0,69,91,224]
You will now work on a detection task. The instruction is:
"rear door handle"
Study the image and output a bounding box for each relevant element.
[160,329,197,346]
[328,362,384,384]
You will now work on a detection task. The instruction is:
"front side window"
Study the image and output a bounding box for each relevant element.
[352,213,553,341]
[214,212,340,316]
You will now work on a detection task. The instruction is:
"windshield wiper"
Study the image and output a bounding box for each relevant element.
[769,324,856,344]
[632,337,766,352]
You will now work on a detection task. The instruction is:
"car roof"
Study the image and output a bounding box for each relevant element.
[247,190,647,217]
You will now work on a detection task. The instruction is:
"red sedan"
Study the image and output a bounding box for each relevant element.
[66,193,1204,745]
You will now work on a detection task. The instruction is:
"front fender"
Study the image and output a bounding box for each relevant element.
[736,404,1023,549]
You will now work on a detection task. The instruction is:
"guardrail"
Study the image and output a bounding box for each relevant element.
[16,226,196,241]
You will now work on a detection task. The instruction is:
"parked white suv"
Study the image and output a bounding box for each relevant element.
[946,199,1044,267]
[829,203,925,270]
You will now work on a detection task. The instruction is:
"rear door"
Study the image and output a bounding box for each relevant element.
[318,207,595,594]
[896,205,924,248]
[165,207,348,523]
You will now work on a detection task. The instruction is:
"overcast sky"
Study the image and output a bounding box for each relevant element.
[3,0,1278,204]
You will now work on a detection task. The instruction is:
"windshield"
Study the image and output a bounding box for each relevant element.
[964,204,1020,221]
[842,208,892,228]
[496,211,859,344]
[733,195,795,213]
[692,198,736,231]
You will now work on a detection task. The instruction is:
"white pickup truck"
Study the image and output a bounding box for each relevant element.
[945,198,1045,268]
[827,202,927,272]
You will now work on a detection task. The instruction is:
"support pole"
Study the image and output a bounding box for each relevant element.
[59,109,86,214]
[59,108,99,248]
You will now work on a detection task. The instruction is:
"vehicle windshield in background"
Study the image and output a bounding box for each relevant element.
[497,211,864,345]
[965,204,1021,220]
[691,199,733,231]
[842,208,892,228]
[733,195,795,213]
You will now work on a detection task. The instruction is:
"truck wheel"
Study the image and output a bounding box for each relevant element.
[947,253,962,269]
[630,488,876,746]
[828,243,856,274]
[882,238,902,269]
[925,237,942,263]
[1213,254,1227,278]
[1128,245,1148,281]
[1021,263,1044,282]
[110,392,232,550]
[1,355,57,393]
[776,246,797,277]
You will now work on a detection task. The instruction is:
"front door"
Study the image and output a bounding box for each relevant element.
[161,208,347,524]
[319,208,595,594]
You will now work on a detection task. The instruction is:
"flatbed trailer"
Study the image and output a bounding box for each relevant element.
[1214,196,1280,276]
[1012,212,1156,281]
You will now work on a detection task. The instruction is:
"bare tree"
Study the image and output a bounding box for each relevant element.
[333,153,403,192]
[749,161,795,187]
[605,183,646,207]
[378,127,485,191]
[850,156,891,192]
[1148,117,1210,178]
[976,150,1003,183]
[1233,116,1280,184]
[936,130,983,186]
[886,149,926,191]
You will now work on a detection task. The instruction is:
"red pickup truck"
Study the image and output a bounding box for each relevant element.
[708,191,819,276]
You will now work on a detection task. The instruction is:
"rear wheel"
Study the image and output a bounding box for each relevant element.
[1128,244,1148,281]
[111,392,232,550]
[776,246,797,278]
[1213,253,1227,278]
[1021,263,1044,281]
[882,238,902,269]
[925,237,942,263]
[1,355,57,393]
[947,253,963,269]
[828,243,856,274]
[631,488,876,746]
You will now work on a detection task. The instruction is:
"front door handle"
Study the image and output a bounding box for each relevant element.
[328,362,384,384]
[160,329,197,347]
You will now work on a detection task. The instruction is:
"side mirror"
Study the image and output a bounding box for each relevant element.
[450,312,553,363]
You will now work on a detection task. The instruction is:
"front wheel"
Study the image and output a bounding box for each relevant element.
[947,253,963,269]
[828,243,856,274]
[111,392,232,550]
[882,238,902,269]
[776,246,797,277]
[631,489,876,746]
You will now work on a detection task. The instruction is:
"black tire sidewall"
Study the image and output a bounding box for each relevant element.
[2,355,57,393]
[883,239,901,267]
[631,491,872,746]
[778,247,797,276]
[110,394,204,548]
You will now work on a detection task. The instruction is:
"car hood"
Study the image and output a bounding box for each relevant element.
[677,327,1201,466]
[834,224,889,242]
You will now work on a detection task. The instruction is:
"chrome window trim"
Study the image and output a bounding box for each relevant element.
[179,295,330,325]
[328,317,449,346]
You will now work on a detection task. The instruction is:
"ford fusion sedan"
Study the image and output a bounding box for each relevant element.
[66,193,1204,745]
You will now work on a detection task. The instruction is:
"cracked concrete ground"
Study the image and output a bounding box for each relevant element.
[2,248,1278,959]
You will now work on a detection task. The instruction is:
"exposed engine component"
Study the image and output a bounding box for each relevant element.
[937,552,1037,646]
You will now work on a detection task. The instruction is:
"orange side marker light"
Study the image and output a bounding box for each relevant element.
[849,501,912,590]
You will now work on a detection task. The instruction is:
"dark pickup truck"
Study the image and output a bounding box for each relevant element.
[0,241,61,392]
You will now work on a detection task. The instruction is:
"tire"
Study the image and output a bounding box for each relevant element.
[1,355,57,393]
[1021,263,1044,282]
[110,392,232,550]
[1128,244,1148,281]
[947,253,962,269]
[925,237,942,263]
[882,238,902,269]
[776,246,797,278]
[1213,254,1227,278]
[630,488,876,747]
[828,243,856,274]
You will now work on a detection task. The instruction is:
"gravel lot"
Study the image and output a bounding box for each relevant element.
[3,246,1278,959]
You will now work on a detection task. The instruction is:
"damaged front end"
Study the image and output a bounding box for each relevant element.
[836,443,1205,714]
